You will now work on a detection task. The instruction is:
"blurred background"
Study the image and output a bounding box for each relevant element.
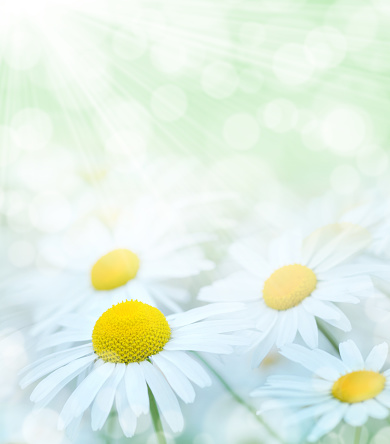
[1,0,390,443]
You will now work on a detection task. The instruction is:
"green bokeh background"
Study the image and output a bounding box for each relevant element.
[1,0,389,208]
[1,0,390,443]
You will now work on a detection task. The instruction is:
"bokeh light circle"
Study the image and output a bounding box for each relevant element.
[151,36,188,74]
[321,107,366,156]
[151,84,188,122]
[112,25,148,61]
[0,126,20,166]
[11,108,52,151]
[201,61,238,99]
[238,22,266,49]
[2,26,41,70]
[330,165,360,195]
[357,146,388,177]
[223,113,260,150]
[305,26,347,70]
[273,43,313,85]
[263,99,298,133]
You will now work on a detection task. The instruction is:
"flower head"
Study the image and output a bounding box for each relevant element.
[21,300,246,437]
[252,340,390,442]
[200,223,374,366]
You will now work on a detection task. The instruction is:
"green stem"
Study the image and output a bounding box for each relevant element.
[317,321,339,354]
[148,387,167,444]
[194,352,282,442]
[354,426,361,444]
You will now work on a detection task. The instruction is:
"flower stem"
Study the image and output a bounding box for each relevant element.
[317,321,339,354]
[354,426,362,444]
[194,352,282,442]
[148,387,167,444]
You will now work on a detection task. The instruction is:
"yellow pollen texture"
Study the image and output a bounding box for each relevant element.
[263,264,317,310]
[92,300,171,364]
[91,249,140,291]
[332,370,386,403]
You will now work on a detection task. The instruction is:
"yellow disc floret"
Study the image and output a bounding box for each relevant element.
[92,300,171,364]
[91,249,140,291]
[263,264,317,310]
[332,370,386,403]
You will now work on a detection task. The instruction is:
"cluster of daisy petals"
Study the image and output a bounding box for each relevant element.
[11,194,390,442]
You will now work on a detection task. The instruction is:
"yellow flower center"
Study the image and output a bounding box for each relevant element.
[263,264,317,310]
[91,249,140,291]
[332,370,386,403]
[92,300,171,364]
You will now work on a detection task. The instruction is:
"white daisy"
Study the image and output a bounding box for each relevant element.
[20,300,246,437]
[252,340,390,442]
[199,223,374,366]
[249,191,390,255]
[30,196,214,336]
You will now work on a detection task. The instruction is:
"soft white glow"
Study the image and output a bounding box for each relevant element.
[1,0,50,24]
[0,0,103,30]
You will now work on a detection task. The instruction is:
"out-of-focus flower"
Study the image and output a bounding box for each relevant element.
[200,223,375,366]
[249,191,390,255]
[28,196,214,337]
[252,340,390,442]
[20,300,246,437]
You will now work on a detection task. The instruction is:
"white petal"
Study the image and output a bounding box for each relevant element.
[164,336,235,355]
[297,309,318,349]
[264,375,331,392]
[116,380,137,438]
[145,233,213,259]
[173,319,252,336]
[125,280,155,306]
[152,354,195,403]
[275,310,298,348]
[20,345,94,388]
[198,272,260,303]
[229,241,268,277]
[365,343,388,371]
[302,298,341,321]
[363,399,389,419]
[312,288,359,304]
[140,361,184,433]
[139,250,212,279]
[255,309,278,332]
[280,344,347,380]
[251,329,277,367]
[148,284,186,313]
[65,415,83,441]
[159,351,211,388]
[286,399,339,425]
[267,232,303,267]
[30,354,96,404]
[38,331,91,350]
[307,404,348,442]
[91,364,126,431]
[376,390,390,408]
[339,340,364,369]
[59,362,115,428]
[302,223,370,272]
[21,343,93,375]
[343,403,368,426]
[321,309,351,332]
[125,363,149,416]
[167,303,245,329]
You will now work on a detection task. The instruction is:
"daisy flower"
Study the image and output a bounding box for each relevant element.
[199,223,373,366]
[249,191,390,255]
[252,340,390,442]
[30,196,214,336]
[20,300,246,437]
